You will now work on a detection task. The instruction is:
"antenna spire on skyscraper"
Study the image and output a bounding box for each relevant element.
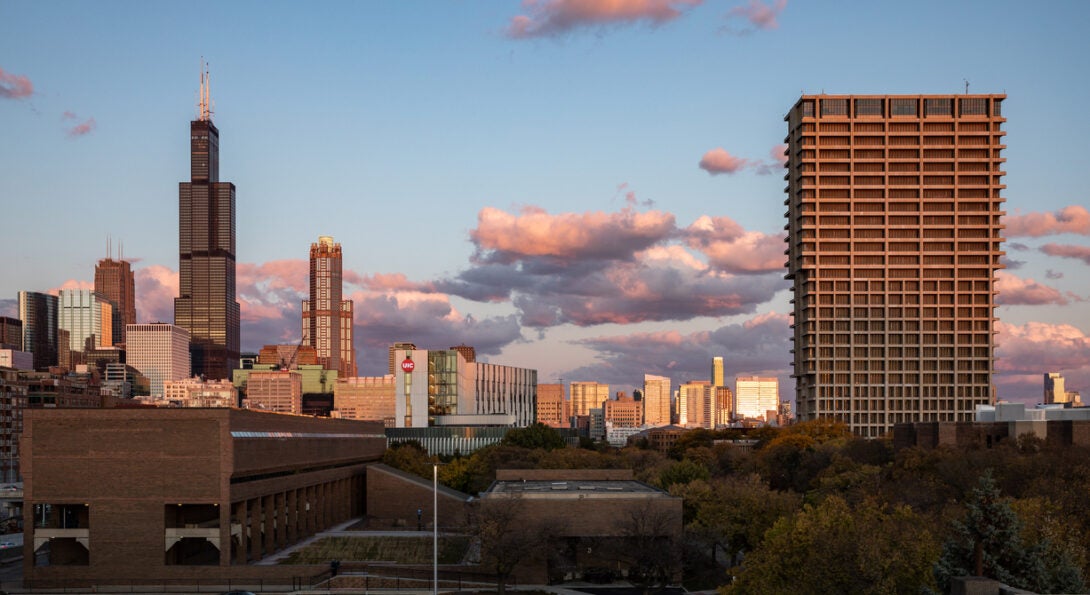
[198,58,213,121]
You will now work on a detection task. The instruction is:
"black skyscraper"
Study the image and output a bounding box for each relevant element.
[174,66,240,379]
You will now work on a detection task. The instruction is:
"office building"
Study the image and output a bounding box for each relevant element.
[301,236,356,377]
[333,375,395,424]
[643,374,671,426]
[603,392,643,428]
[17,291,58,370]
[174,66,241,381]
[715,386,734,426]
[570,381,609,418]
[449,343,476,363]
[1044,372,1068,405]
[536,383,567,428]
[735,376,779,421]
[711,356,724,387]
[94,253,136,344]
[57,289,114,354]
[786,94,1006,437]
[163,377,238,408]
[126,323,191,397]
[244,370,303,414]
[0,316,21,350]
[679,380,713,428]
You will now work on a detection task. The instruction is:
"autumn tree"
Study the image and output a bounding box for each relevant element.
[469,494,558,595]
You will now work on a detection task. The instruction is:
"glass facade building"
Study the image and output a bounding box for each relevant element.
[17,291,58,371]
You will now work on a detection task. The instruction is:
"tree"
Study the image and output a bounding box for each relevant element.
[725,496,939,595]
[599,501,682,594]
[933,472,1086,594]
[470,494,556,595]
[381,440,436,479]
[502,423,566,450]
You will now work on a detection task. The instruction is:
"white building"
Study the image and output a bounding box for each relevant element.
[735,377,779,421]
[126,323,190,398]
[164,377,238,408]
[58,289,115,353]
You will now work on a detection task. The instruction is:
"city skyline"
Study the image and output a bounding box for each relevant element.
[2,2,1089,400]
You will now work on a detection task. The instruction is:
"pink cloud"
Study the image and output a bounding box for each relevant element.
[699,148,749,175]
[995,320,1090,402]
[344,271,436,293]
[66,117,96,138]
[470,205,676,264]
[770,143,788,166]
[683,215,786,273]
[723,0,786,33]
[994,271,1068,306]
[48,279,94,294]
[0,67,33,99]
[1040,242,1090,265]
[506,0,701,38]
[62,110,77,120]
[134,265,178,324]
[1005,205,1090,237]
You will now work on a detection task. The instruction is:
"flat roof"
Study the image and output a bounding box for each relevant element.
[489,479,663,496]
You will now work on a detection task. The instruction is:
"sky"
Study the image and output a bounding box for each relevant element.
[2,0,1090,404]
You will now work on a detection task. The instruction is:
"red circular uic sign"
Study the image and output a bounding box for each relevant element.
[401,359,415,372]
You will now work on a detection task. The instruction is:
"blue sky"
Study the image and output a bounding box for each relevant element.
[2,1,1090,402]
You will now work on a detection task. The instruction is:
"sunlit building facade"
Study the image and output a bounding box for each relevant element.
[786,94,1006,437]
[643,374,671,427]
[570,381,609,418]
[735,376,779,421]
[126,323,191,398]
[302,236,356,377]
[334,375,395,425]
[244,370,302,414]
[94,256,136,345]
[536,383,567,428]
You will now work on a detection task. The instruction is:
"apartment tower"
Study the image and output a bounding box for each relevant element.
[642,374,671,426]
[302,236,356,377]
[174,66,241,380]
[785,94,1006,437]
[17,291,58,370]
[94,250,136,345]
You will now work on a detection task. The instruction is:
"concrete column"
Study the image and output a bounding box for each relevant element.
[219,502,231,566]
[263,494,275,554]
[305,485,316,536]
[233,501,247,565]
[249,497,263,561]
[277,492,288,550]
[287,489,298,544]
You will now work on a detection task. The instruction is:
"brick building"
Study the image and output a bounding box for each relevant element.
[22,408,385,586]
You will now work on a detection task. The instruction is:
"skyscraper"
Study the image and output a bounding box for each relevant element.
[174,66,240,380]
[643,374,671,427]
[95,251,136,345]
[57,289,114,353]
[302,236,356,377]
[785,94,1006,437]
[126,323,191,398]
[570,381,609,418]
[17,291,58,370]
[1044,372,1068,405]
[734,376,779,421]
[711,356,724,387]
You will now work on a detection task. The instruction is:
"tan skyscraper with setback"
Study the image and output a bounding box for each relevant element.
[785,94,1006,437]
[302,236,356,377]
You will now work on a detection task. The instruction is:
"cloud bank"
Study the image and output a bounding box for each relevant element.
[507,0,701,38]
[1006,205,1090,237]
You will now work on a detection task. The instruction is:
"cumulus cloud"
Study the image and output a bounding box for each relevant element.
[995,320,1090,402]
[48,279,94,294]
[995,271,1067,306]
[699,145,784,175]
[442,205,786,328]
[0,67,33,99]
[66,117,96,138]
[722,0,786,34]
[683,215,786,274]
[1040,242,1090,265]
[134,265,179,324]
[506,0,701,38]
[470,205,676,264]
[1006,205,1090,238]
[559,311,793,395]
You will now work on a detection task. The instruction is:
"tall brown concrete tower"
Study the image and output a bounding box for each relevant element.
[785,94,1006,437]
[94,244,136,345]
[174,65,241,380]
[302,236,356,377]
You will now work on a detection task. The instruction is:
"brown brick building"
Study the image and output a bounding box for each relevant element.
[22,408,385,585]
[785,94,1006,437]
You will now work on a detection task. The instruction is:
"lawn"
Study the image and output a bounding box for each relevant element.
[279,535,470,565]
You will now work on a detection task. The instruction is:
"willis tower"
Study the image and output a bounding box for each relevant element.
[175,64,240,380]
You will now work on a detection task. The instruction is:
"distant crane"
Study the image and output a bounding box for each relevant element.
[277,336,306,371]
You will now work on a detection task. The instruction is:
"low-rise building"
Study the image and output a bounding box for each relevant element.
[244,370,302,414]
[163,377,238,408]
[333,376,395,425]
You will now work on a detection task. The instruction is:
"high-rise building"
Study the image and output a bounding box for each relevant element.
[57,289,114,354]
[735,376,779,421]
[126,323,191,398]
[643,374,671,427]
[302,236,356,377]
[715,386,734,426]
[94,253,136,344]
[1044,372,1068,405]
[174,66,241,381]
[570,381,609,418]
[536,383,567,428]
[711,356,724,387]
[0,317,22,350]
[17,291,58,370]
[785,94,1006,437]
[679,380,713,428]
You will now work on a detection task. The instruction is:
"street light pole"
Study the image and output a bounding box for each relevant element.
[433,462,438,595]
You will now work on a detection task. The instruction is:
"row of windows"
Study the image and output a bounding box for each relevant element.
[802,97,999,118]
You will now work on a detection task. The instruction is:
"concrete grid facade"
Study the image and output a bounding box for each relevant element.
[785,94,1006,437]
[126,323,191,398]
[570,381,609,418]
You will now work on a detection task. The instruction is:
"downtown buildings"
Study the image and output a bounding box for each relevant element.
[174,68,240,381]
[785,94,1006,437]
[302,236,356,377]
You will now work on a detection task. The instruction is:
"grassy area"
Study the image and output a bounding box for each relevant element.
[279,535,469,565]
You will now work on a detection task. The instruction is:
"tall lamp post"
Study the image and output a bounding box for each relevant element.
[433,463,438,595]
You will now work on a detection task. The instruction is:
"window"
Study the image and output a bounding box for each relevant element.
[821,98,848,116]
[891,98,917,116]
[855,98,883,116]
[924,98,953,116]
